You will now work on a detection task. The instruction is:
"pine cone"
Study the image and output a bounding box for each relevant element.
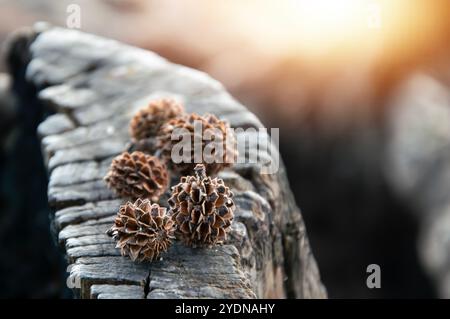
[107,199,175,262]
[104,151,169,202]
[157,113,237,175]
[129,98,184,141]
[168,164,235,247]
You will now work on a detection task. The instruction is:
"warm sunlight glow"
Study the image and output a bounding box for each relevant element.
[216,0,441,63]
[290,0,367,45]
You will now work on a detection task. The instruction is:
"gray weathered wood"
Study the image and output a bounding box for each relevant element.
[90,284,145,299]
[7,25,326,299]
[385,73,450,297]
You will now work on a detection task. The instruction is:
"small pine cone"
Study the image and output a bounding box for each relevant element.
[104,151,169,202]
[157,113,237,175]
[129,98,184,141]
[107,199,175,262]
[168,164,235,247]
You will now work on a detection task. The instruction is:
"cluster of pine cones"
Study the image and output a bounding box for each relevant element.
[104,98,237,262]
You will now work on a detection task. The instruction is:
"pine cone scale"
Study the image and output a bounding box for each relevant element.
[105,151,169,202]
[130,98,184,141]
[169,164,235,247]
[157,113,237,176]
[107,199,175,262]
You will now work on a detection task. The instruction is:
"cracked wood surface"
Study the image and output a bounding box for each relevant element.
[6,25,326,299]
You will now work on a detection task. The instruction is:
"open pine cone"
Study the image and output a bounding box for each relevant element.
[157,113,237,175]
[104,151,169,202]
[107,199,175,262]
[129,98,184,141]
[168,164,235,247]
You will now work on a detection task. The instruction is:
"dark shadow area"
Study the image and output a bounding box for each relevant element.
[280,133,436,298]
[0,36,69,298]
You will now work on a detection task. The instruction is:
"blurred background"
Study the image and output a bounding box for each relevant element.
[1,0,450,298]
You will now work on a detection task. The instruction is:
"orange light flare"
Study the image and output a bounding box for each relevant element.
[215,0,447,66]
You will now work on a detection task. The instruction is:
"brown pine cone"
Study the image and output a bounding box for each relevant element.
[104,151,169,202]
[107,199,175,262]
[157,113,237,175]
[168,164,235,247]
[129,98,184,141]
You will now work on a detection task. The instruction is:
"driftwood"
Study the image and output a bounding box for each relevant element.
[6,24,326,299]
[385,73,450,297]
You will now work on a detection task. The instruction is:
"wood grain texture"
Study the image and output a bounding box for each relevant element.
[7,25,326,299]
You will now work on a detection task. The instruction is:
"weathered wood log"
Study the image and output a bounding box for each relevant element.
[385,73,450,297]
[6,24,326,299]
